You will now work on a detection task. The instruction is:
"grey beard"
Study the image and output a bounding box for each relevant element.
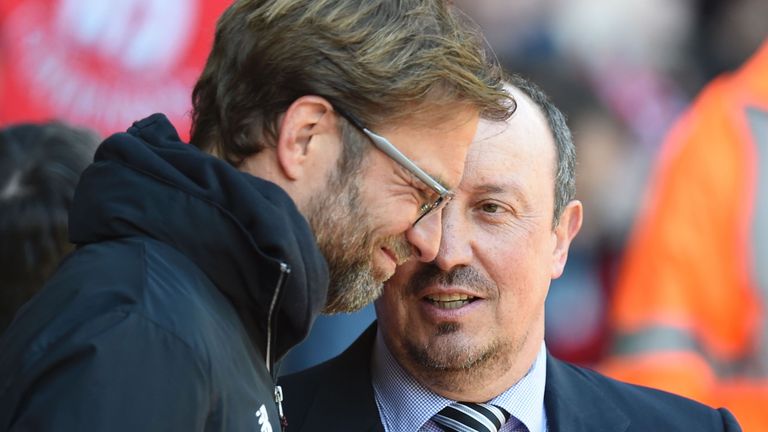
[405,330,503,371]
[400,326,517,395]
[323,264,381,314]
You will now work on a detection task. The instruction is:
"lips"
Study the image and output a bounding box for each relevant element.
[424,293,478,309]
[379,236,413,265]
[380,247,401,264]
[372,248,398,281]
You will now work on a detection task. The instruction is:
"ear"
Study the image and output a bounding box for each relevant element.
[276,95,336,180]
[551,200,583,279]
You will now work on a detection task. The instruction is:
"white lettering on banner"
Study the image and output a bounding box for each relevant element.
[54,0,195,71]
[2,0,201,134]
[255,404,274,432]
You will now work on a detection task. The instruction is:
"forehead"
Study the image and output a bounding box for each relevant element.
[377,106,480,188]
[461,90,556,192]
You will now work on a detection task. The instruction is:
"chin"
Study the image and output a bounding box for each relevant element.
[404,331,497,371]
[323,267,382,313]
[372,267,394,284]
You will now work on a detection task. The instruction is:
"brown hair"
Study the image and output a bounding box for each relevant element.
[190,0,512,166]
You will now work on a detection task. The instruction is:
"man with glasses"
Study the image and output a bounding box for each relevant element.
[0,1,512,431]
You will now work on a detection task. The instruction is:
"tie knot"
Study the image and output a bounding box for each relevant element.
[432,402,511,432]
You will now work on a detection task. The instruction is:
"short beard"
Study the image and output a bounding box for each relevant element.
[401,325,511,393]
[308,172,377,313]
[307,163,411,314]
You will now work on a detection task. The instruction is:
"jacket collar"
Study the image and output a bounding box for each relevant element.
[544,354,630,432]
[293,324,383,432]
[69,114,329,362]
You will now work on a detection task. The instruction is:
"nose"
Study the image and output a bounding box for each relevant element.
[432,212,472,271]
[404,211,442,262]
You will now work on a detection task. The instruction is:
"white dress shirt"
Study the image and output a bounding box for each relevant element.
[371,330,548,432]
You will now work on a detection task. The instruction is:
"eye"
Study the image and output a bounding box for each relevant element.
[411,181,437,214]
[480,202,501,213]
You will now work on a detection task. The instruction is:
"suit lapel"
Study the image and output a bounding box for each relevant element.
[299,324,384,432]
[544,354,630,432]
[289,327,635,431]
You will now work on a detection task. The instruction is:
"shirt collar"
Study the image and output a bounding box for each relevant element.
[371,329,548,432]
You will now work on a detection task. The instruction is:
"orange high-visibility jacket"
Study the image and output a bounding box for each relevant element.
[601,40,768,432]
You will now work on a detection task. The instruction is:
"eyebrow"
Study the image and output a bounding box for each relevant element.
[470,181,529,206]
[473,184,505,194]
[401,166,451,192]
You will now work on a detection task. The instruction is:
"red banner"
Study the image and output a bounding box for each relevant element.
[0,0,231,140]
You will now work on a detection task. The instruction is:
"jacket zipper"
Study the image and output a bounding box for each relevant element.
[266,261,290,373]
[267,261,290,431]
[274,385,287,430]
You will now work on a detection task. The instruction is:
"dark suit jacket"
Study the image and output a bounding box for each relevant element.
[279,324,742,432]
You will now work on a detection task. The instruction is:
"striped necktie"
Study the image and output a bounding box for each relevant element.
[432,402,511,432]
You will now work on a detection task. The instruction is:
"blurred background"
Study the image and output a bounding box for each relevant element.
[2,0,767,424]
[453,0,768,366]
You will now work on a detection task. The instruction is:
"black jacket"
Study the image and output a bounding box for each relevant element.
[0,114,329,431]
[279,324,742,432]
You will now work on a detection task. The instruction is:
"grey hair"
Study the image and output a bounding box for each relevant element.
[506,74,576,228]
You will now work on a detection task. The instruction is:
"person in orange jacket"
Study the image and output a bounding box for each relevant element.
[601,39,768,431]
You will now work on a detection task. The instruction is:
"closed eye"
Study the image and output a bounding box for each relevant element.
[419,201,432,214]
[406,173,437,212]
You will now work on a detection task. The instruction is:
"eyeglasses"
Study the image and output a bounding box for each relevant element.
[334,107,454,226]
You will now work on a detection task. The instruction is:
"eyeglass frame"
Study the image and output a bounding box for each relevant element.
[333,107,455,226]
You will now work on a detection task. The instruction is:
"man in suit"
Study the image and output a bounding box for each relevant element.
[279,75,743,432]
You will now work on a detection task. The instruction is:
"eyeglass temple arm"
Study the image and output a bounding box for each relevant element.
[363,128,451,196]
[334,106,451,196]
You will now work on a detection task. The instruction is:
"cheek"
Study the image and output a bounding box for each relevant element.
[374,291,407,338]
[377,283,400,312]
[494,275,549,339]
[357,177,418,239]
[482,246,550,316]
[376,266,414,319]
[385,260,416,289]
[487,227,557,278]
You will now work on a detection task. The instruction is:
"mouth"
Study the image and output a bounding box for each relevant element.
[373,247,399,281]
[380,246,398,263]
[424,293,479,310]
